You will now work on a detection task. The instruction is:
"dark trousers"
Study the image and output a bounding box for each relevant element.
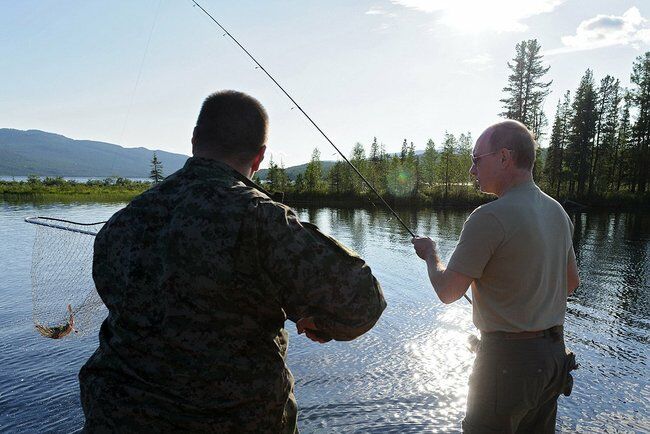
[462,331,568,433]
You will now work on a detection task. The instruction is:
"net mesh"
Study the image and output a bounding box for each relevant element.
[27,217,107,339]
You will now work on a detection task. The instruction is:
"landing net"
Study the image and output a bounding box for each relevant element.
[25,217,108,339]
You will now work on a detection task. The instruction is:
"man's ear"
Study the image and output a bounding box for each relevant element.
[251,145,266,173]
[191,127,197,154]
[501,148,511,166]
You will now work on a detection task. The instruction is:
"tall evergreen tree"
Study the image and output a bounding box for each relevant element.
[265,156,279,190]
[304,148,323,193]
[455,133,473,191]
[294,173,305,193]
[629,52,650,194]
[500,39,552,140]
[545,92,572,195]
[592,77,621,194]
[350,142,367,193]
[613,97,632,191]
[266,157,289,192]
[439,133,456,199]
[370,137,380,162]
[406,141,419,196]
[368,137,383,192]
[149,152,164,184]
[377,142,389,193]
[400,139,408,161]
[421,139,437,188]
[327,161,344,194]
[566,69,597,196]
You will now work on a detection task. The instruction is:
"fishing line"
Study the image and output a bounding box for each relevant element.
[110,0,163,177]
[189,1,472,305]
[189,1,414,237]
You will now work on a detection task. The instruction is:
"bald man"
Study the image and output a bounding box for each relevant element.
[412,120,579,433]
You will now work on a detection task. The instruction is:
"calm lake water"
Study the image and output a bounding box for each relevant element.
[0,201,648,433]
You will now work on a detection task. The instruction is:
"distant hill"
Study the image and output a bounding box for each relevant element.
[0,129,189,178]
[0,128,441,180]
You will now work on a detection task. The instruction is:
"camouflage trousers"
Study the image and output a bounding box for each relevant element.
[79,371,299,434]
[462,329,572,434]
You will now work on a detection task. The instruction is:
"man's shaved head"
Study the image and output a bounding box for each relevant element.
[483,120,537,171]
[193,90,268,163]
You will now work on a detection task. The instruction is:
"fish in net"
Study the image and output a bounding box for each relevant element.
[26,216,108,339]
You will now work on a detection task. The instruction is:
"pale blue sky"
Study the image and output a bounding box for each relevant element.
[2,1,649,167]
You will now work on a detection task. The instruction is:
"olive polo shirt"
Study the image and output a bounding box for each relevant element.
[447,180,575,332]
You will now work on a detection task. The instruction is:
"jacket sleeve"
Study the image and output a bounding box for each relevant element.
[256,202,386,341]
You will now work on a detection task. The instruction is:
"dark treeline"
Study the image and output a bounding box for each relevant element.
[261,42,650,209]
[544,57,650,201]
[260,134,482,207]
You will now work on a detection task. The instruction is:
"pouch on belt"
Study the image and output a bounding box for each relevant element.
[562,350,579,397]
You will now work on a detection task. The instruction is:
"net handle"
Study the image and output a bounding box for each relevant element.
[25,217,104,236]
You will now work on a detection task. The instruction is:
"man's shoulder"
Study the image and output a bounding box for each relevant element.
[468,201,501,221]
[538,189,568,213]
[253,194,297,226]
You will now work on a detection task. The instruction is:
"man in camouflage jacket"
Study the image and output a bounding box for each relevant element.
[79,91,387,433]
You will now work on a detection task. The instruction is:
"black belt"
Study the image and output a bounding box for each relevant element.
[482,325,563,340]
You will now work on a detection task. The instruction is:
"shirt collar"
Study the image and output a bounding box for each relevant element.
[183,156,243,181]
[183,156,276,200]
[502,179,537,197]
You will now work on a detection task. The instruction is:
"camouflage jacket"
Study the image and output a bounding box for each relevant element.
[79,157,386,433]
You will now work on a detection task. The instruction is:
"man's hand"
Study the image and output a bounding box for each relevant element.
[296,317,331,343]
[412,236,437,261]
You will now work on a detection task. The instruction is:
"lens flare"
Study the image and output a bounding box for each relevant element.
[387,167,416,197]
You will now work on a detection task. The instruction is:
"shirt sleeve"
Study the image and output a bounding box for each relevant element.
[567,214,577,263]
[256,202,386,341]
[446,208,504,279]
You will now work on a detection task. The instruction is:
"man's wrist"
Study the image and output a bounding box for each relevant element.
[425,252,439,265]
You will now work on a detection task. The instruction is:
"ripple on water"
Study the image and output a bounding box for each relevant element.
[1,205,648,432]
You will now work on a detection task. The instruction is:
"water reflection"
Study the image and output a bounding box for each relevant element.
[291,207,649,432]
[1,203,648,432]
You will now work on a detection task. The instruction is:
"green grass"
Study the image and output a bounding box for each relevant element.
[0,177,150,203]
[2,177,647,210]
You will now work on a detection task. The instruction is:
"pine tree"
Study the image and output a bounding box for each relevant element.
[294,173,305,193]
[377,142,389,193]
[400,139,408,161]
[591,77,621,194]
[545,92,572,196]
[500,39,552,140]
[629,52,650,194]
[406,141,418,196]
[370,137,380,162]
[613,97,632,191]
[266,157,278,190]
[278,161,290,192]
[566,69,597,197]
[304,148,323,193]
[421,139,437,189]
[455,133,473,193]
[350,142,367,194]
[149,152,164,184]
[439,133,456,199]
[368,137,382,192]
[327,161,344,194]
[266,157,289,192]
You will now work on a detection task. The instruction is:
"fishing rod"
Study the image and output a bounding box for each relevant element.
[189,1,472,305]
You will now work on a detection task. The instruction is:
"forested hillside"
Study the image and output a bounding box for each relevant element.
[0,129,188,177]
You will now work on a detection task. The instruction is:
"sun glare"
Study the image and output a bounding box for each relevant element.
[392,0,564,33]
[403,304,474,415]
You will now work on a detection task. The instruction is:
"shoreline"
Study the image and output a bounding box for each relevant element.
[2,180,648,212]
